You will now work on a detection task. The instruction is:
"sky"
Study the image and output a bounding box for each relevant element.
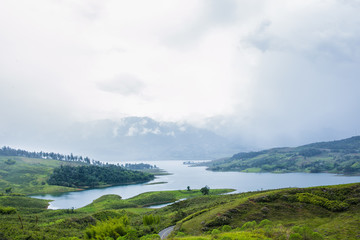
[1,0,360,150]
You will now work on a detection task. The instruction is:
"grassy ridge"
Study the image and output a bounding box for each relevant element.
[203,136,360,174]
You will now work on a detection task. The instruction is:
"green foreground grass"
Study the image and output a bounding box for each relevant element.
[1,183,360,239]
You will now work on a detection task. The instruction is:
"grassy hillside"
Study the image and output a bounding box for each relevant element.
[203,136,360,174]
[0,156,156,195]
[1,184,359,239]
[0,156,82,195]
[159,183,360,239]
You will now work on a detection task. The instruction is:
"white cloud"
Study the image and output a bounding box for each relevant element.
[1,0,360,149]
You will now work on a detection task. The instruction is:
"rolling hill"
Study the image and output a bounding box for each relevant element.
[202,136,360,174]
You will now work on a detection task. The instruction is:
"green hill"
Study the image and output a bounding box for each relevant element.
[0,155,154,195]
[203,136,360,174]
[0,156,83,195]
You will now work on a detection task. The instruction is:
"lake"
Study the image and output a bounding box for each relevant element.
[32,160,360,209]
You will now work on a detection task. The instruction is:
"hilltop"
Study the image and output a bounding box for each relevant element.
[202,136,360,174]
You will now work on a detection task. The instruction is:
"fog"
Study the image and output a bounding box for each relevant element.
[1,0,360,155]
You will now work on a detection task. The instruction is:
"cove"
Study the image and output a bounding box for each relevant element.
[32,160,360,209]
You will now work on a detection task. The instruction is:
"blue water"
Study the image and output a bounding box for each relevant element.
[32,160,360,209]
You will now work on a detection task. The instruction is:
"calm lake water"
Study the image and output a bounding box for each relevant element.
[32,160,360,209]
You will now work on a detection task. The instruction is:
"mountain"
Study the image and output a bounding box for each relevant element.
[202,136,360,174]
[54,117,243,161]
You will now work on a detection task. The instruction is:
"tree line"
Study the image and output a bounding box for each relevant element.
[0,146,158,170]
[0,146,93,164]
[47,165,154,188]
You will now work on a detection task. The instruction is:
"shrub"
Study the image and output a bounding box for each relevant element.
[258,219,272,227]
[296,193,349,212]
[221,225,232,232]
[143,214,160,226]
[289,233,302,240]
[93,210,124,221]
[211,229,221,235]
[0,206,16,214]
[176,232,186,237]
[241,221,257,230]
[84,216,130,240]
[291,226,324,240]
[140,234,161,240]
[5,159,16,165]
[220,237,232,240]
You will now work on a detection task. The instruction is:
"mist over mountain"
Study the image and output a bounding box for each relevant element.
[23,117,243,161]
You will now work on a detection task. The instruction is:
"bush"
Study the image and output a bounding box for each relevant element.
[296,193,349,211]
[143,214,160,226]
[289,233,302,240]
[93,210,124,221]
[176,232,186,237]
[241,221,257,230]
[211,229,221,235]
[221,225,232,232]
[0,206,16,214]
[220,237,232,240]
[140,234,160,240]
[84,216,130,239]
[291,226,324,240]
[5,159,16,165]
[258,219,272,227]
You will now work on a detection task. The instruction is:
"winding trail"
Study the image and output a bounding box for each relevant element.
[158,225,175,239]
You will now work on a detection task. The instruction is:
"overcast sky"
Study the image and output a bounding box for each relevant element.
[1,0,360,150]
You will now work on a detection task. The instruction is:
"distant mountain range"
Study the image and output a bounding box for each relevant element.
[202,136,360,174]
[52,117,243,161]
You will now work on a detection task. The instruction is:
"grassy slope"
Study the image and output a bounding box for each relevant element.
[204,136,360,174]
[0,156,81,195]
[163,183,360,239]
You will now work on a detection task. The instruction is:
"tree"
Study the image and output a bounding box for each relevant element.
[187,186,191,191]
[5,187,12,194]
[200,185,210,195]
